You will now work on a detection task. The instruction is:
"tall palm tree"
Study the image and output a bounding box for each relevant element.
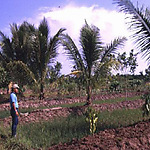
[0,22,35,63]
[0,22,36,85]
[114,0,150,63]
[0,18,65,98]
[27,18,65,98]
[61,22,126,105]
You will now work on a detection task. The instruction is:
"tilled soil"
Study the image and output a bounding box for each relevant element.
[0,92,142,111]
[49,120,150,150]
[1,99,144,127]
[1,92,144,127]
[1,92,148,149]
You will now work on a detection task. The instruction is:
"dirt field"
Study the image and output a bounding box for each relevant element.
[49,120,150,150]
[0,92,144,127]
[1,91,149,149]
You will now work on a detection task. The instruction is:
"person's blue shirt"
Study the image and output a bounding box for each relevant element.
[10,92,18,109]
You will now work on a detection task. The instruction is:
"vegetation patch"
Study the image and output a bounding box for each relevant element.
[93,95,140,105]
[0,110,10,119]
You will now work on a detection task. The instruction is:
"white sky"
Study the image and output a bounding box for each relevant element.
[0,0,149,75]
[35,4,148,75]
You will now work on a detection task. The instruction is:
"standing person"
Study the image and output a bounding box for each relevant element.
[10,84,19,137]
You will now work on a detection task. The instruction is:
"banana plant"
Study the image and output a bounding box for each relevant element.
[142,92,150,117]
[85,107,98,134]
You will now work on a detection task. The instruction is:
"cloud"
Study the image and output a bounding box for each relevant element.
[38,5,128,40]
[32,4,148,74]
[4,3,149,74]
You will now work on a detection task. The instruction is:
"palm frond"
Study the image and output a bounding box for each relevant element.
[20,21,36,33]
[10,23,31,63]
[39,18,49,39]
[101,37,127,63]
[7,60,37,85]
[37,28,65,80]
[0,31,13,62]
[61,33,85,71]
[114,0,150,62]
[48,28,66,63]
[10,23,19,44]
[80,23,102,73]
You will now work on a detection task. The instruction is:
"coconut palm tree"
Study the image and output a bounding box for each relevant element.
[0,22,36,86]
[29,18,65,99]
[0,18,65,98]
[61,22,126,105]
[114,0,150,63]
[0,21,36,63]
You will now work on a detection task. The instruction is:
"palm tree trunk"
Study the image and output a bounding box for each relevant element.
[86,84,92,105]
[86,70,92,105]
[39,81,44,100]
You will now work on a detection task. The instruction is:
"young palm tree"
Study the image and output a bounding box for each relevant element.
[61,22,126,105]
[114,0,150,63]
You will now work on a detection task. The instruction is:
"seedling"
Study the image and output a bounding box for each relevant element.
[85,107,98,135]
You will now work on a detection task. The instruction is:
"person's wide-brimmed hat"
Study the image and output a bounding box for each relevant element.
[12,84,19,89]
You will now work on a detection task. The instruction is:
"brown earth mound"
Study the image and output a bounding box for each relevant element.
[0,92,142,111]
[1,92,147,149]
[1,99,144,127]
[49,120,150,150]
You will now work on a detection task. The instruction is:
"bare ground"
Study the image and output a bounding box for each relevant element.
[49,120,150,150]
[1,99,144,127]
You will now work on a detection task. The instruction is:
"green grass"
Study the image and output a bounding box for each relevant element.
[1,107,148,149]
[0,108,38,119]
[11,115,88,149]
[54,102,85,108]
[98,108,145,130]
[53,95,141,108]
[93,95,141,105]
[0,110,10,119]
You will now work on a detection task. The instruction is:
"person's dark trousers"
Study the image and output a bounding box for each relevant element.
[10,108,18,137]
